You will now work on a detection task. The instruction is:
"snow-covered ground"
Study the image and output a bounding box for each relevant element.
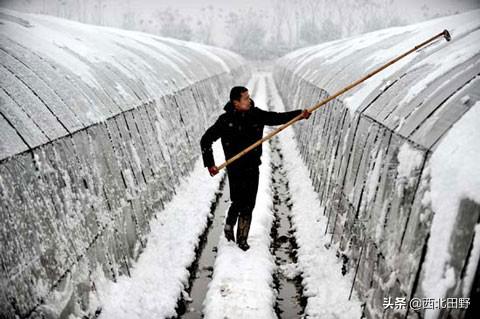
[203,71,363,318]
[3,7,478,318]
[203,73,278,319]
[93,142,226,318]
[266,73,364,318]
[90,71,364,318]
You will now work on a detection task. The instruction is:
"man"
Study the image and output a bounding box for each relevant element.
[200,86,311,251]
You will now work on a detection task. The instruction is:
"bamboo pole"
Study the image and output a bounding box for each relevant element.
[216,29,451,171]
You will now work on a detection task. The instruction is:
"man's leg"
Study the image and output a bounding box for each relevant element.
[224,201,240,242]
[236,166,260,250]
[224,168,244,242]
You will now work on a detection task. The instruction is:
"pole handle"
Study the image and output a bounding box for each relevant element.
[216,29,451,172]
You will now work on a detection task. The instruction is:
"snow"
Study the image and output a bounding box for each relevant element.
[267,72,363,318]
[203,142,277,319]
[279,9,480,114]
[422,101,480,319]
[375,202,389,245]
[279,262,301,280]
[129,141,143,172]
[95,72,299,319]
[35,272,76,317]
[322,27,410,66]
[396,141,424,191]
[114,82,131,101]
[1,7,238,91]
[366,148,383,204]
[173,39,233,73]
[203,73,277,319]
[203,71,364,318]
[398,29,480,107]
[94,141,225,319]
[463,224,480,296]
[461,95,471,105]
[122,168,136,201]
[0,7,245,146]
[397,142,423,176]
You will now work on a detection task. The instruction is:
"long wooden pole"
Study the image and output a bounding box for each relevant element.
[216,29,451,171]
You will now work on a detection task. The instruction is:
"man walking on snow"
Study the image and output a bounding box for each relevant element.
[200,86,311,251]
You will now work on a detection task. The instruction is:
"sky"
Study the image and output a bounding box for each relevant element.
[2,0,478,21]
[122,1,478,45]
[1,0,479,59]
[118,0,479,19]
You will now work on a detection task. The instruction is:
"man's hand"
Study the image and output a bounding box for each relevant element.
[301,109,312,120]
[208,165,219,176]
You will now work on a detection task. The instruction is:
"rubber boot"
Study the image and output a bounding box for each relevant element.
[236,214,252,251]
[224,223,235,242]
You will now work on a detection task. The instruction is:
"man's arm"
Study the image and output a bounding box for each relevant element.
[258,108,305,126]
[200,117,223,169]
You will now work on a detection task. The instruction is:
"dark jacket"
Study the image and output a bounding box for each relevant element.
[200,98,302,170]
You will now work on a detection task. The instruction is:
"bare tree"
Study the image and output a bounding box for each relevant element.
[155,7,193,41]
[225,8,267,59]
[194,5,216,45]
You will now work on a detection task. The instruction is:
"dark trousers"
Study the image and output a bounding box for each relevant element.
[225,165,260,228]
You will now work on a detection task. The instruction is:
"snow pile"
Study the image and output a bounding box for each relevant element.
[93,141,225,318]
[422,101,480,319]
[278,262,301,280]
[203,73,277,319]
[268,73,363,317]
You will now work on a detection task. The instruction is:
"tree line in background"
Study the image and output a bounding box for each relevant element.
[4,0,460,60]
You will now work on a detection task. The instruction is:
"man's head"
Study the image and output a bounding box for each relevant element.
[230,86,251,112]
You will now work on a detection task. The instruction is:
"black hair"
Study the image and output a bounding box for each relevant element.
[229,86,248,103]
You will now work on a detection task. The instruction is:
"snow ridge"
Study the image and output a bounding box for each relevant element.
[267,72,363,318]
[94,142,225,318]
[203,73,277,319]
